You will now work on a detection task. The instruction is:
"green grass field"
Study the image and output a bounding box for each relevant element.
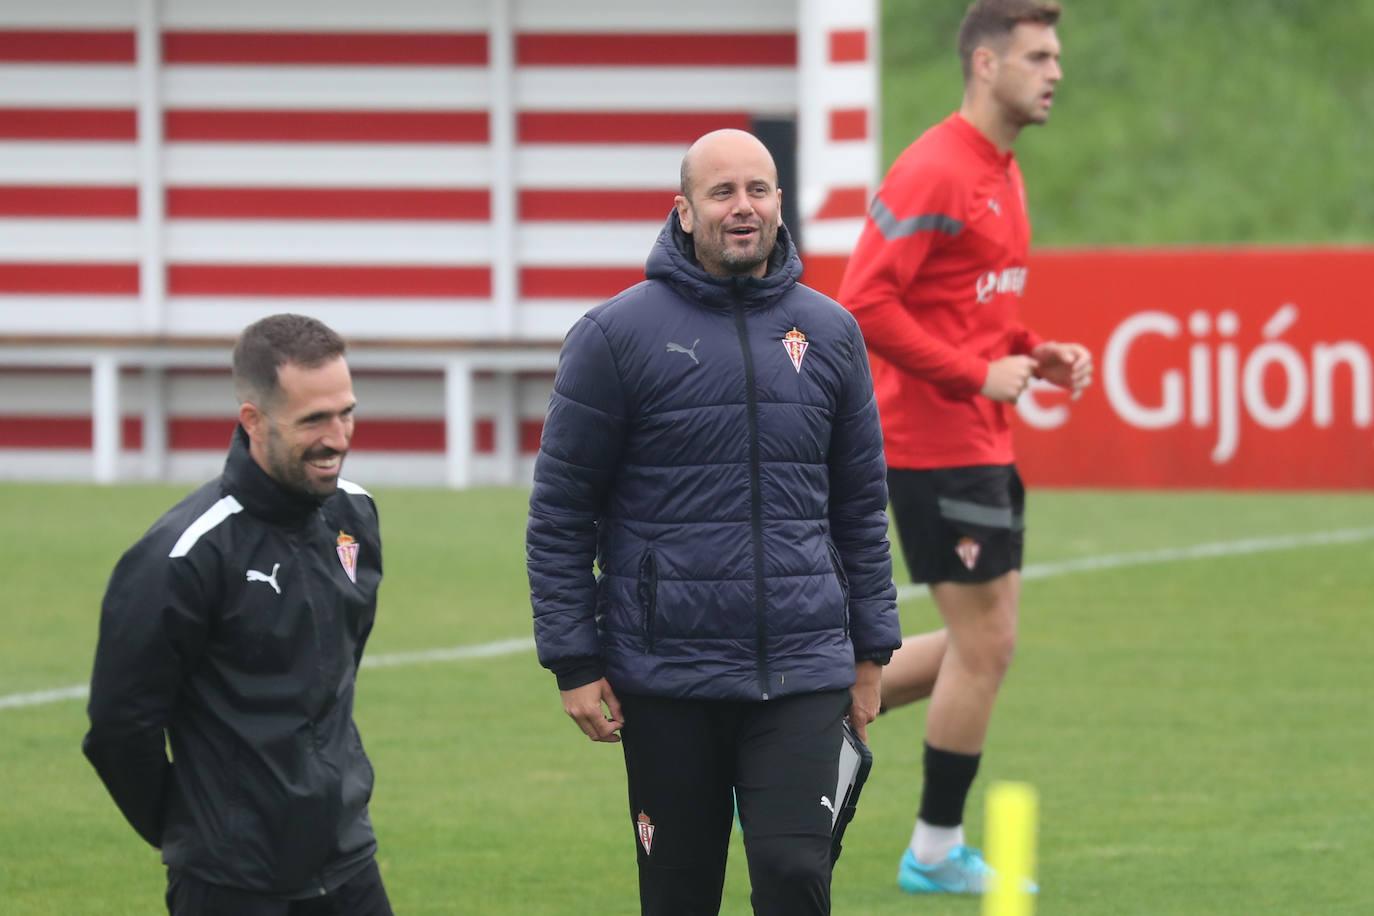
[2,483,1372,914]
[881,0,1374,245]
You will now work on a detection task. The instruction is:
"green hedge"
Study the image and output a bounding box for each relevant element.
[880,0,1374,244]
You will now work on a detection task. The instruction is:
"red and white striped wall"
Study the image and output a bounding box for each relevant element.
[796,0,879,300]
[0,0,879,485]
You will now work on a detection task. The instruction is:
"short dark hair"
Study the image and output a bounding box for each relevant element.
[232,313,346,407]
[958,0,1061,81]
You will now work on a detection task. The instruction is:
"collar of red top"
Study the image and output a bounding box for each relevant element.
[946,112,1015,169]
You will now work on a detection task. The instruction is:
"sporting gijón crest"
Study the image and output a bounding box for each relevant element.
[636,811,655,855]
[955,536,981,571]
[336,530,359,583]
[781,327,809,373]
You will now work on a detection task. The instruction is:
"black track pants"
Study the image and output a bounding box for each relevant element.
[619,689,850,916]
[166,859,393,916]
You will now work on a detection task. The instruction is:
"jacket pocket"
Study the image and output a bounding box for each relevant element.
[349,720,375,807]
[637,550,659,654]
[826,542,850,637]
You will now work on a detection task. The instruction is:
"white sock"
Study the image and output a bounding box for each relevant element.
[911,818,963,865]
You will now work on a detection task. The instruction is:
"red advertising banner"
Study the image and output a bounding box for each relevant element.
[1011,248,1374,489]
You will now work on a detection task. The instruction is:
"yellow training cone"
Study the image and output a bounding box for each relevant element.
[983,781,1038,916]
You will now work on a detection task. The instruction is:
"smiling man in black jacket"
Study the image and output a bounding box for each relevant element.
[83,314,392,915]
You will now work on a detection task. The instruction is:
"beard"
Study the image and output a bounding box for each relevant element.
[995,81,1051,128]
[264,426,344,499]
[695,219,779,277]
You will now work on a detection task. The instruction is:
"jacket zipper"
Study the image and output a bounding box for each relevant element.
[827,541,851,638]
[296,525,332,892]
[733,304,771,699]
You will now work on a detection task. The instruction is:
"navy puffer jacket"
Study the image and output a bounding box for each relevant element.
[527,213,900,701]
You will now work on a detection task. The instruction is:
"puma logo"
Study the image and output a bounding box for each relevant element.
[820,795,835,815]
[666,339,700,365]
[246,563,281,595]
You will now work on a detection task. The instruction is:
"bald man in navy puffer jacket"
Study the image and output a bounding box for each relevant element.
[527,129,901,916]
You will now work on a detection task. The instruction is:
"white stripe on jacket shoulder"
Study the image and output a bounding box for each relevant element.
[337,479,371,498]
[168,496,244,558]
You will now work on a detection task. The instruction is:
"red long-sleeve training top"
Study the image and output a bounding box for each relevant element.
[839,113,1042,470]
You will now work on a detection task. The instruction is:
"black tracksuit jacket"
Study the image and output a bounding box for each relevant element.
[83,426,383,897]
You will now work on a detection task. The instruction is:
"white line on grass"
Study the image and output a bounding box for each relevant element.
[0,638,539,711]
[359,636,536,669]
[0,685,90,710]
[894,525,1374,601]
[4,526,1372,713]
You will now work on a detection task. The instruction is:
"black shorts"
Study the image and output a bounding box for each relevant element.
[887,464,1025,586]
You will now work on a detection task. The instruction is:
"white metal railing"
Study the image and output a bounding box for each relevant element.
[0,342,558,488]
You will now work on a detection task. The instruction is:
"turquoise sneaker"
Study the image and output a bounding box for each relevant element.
[897,845,1038,895]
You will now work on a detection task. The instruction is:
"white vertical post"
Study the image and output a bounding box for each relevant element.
[92,355,121,484]
[141,367,167,480]
[493,372,520,485]
[863,0,880,174]
[796,0,830,224]
[445,358,474,489]
[135,0,165,333]
[488,0,518,338]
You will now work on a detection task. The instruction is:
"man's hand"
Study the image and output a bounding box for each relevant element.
[981,355,1039,403]
[561,678,625,743]
[1031,341,1094,400]
[847,660,883,743]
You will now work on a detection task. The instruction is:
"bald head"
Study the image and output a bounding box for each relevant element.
[679,129,778,198]
[673,129,783,279]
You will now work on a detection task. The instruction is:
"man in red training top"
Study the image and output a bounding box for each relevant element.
[839,0,1093,896]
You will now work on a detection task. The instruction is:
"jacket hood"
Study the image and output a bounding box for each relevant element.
[222,424,326,526]
[645,209,802,311]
